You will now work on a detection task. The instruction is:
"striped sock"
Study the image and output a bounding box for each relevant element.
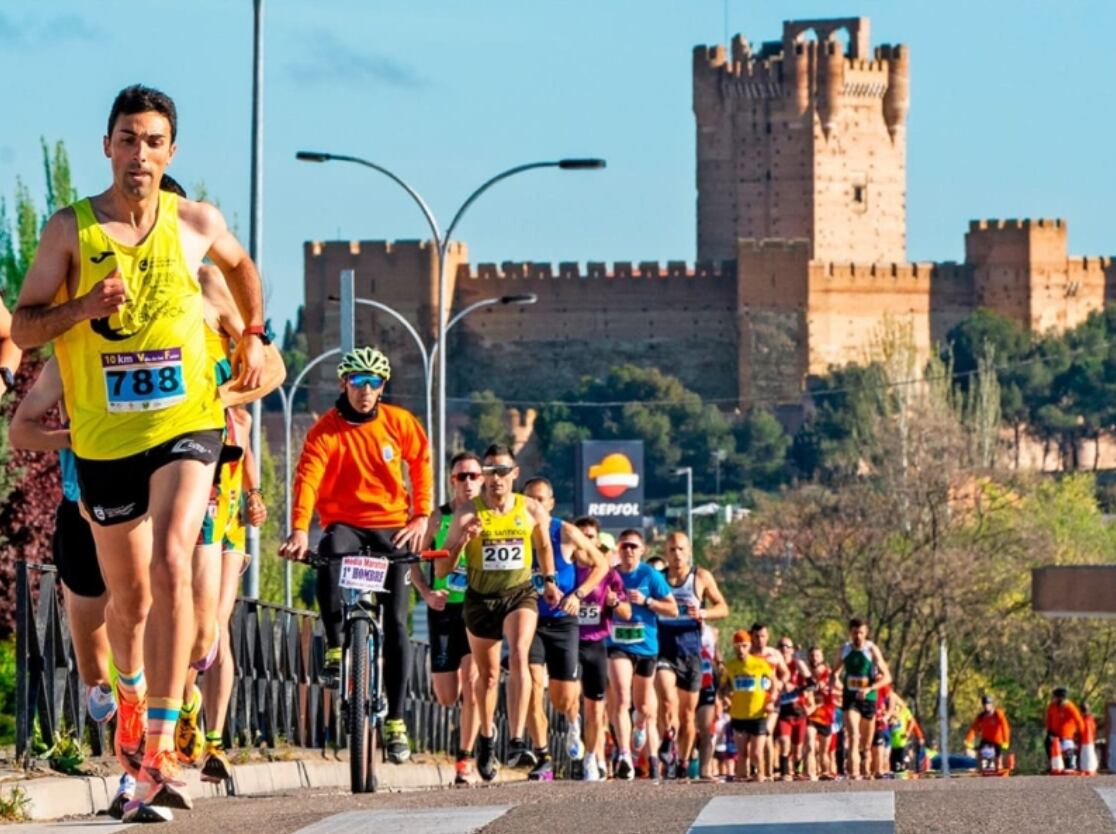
[147,697,182,756]
[205,730,223,750]
[116,667,146,703]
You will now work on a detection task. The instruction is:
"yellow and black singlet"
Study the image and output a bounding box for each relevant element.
[55,190,223,460]
[464,494,535,594]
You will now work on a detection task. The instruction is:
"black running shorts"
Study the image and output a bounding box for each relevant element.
[428,602,471,673]
[579,639,609,701]
[52,498,105,598]
[529,615,580,682]
[607,647,657,678]
[76,430,223,526]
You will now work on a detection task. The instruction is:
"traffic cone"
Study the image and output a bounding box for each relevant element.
[1049,738,1064,774]
[1080,741,1098,775]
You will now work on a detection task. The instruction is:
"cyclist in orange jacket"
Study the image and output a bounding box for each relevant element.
[964,694,1011,771]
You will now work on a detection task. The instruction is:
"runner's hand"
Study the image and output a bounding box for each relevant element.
[559,593,580,616]
[424,589,448,612]
[80,271,127,319]
[628,588,646,606]
[247,491,267,526]
[605,590,619,607]
[231,334,265,391]
[279,530,309,561]
[391,516,429,551]
[543,583,563,608]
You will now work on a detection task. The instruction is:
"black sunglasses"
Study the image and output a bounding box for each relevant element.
[482,464,516,477]
[618,542,640,550]
[452,472,483,483]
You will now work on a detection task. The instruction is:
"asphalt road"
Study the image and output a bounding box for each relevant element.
[13,774,1116,834]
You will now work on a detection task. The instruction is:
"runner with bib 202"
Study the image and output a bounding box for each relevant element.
[442,444,559,783]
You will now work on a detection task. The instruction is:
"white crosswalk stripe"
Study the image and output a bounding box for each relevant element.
[1,823,133,833]
[688,792,895,834]
[291,804,512,834]
[1094,787,1116,819]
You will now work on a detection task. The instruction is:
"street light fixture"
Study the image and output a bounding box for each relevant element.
[325,291,536,438]
[296,150,604,501]
[674,466,694,545]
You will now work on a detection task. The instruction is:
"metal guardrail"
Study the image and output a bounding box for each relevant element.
[16,559,570,773]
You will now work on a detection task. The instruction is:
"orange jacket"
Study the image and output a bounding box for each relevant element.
[1045,701,1085,741]
[291,404,433,532]
[964,708,1010,748]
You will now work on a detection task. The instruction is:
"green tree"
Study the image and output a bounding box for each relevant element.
[728,407,790,490]
[458,391,512,454]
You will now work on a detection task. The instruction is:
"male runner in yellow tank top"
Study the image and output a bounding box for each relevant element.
[444,444,560,782]
[11,85,265,822]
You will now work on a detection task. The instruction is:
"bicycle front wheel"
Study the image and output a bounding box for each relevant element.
[348,618,371,793]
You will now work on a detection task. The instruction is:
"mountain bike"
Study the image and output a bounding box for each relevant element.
[306,546,448,793]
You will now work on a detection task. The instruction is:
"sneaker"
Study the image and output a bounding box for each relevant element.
[584,754,602,782]
[650,757,662,781]
[323,646,342,679]
[615,755,635,781]
[121,800,173,823]
[527,754,554,782]
[506,737,535,768]
[454,758,474,786]
[384,718,411,764]
[659,730,676,770]
[566,718,585,761]
[632,722,647,753]
[88,683,117,725]
[174,687,204,765]
[107,773,135,820]
[138,749,192,811]
[113,689,147,778]
[476,735,499,782]
[201,743,232,783]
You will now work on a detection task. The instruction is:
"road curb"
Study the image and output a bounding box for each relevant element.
[2,756,526,821]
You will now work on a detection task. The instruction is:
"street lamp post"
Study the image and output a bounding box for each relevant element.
[675,466,694,545]
[296,150,604,501]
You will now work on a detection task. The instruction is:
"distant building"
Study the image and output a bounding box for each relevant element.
[302,16,1114,417]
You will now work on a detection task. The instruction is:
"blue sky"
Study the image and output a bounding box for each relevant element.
[1,1,1113,329]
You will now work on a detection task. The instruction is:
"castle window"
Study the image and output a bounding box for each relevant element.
[853,185,865,203]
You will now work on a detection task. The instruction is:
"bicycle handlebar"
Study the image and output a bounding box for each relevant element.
[303,548,451,569]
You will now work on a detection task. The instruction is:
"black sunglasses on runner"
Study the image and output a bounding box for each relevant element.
[618,542,640,551]
[482,464,516,477]
[452,472,483,482]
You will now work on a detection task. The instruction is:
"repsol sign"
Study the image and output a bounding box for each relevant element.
[575,441,644,527]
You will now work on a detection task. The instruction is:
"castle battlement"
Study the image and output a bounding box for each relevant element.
[458,259,736,282]
[815,260,971,286]
[968,218,1066,232]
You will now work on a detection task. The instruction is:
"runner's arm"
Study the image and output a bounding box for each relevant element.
[696,567,729,621]
[562,521,608,597]
[526,497,556,577]
[645,571,679,618]
[869,645,892,692]
[442,509,480,557]
[402,413,434,518]
[9,357,68,451]
[200,264,246,339]
[0,299,23,395]
[12,209,122,348]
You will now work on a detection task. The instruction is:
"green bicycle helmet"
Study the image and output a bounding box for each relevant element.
[336,346,392,380]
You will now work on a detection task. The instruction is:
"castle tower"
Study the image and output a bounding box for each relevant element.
[694,17,909,264]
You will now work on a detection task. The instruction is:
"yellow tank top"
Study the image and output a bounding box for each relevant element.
[724,653,775,721]
[465,493,534,594]
[55,191,224,460]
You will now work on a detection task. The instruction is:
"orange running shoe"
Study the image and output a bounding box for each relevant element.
[454,757,475,786]
[139,749,192,811]
[113,689,147,778]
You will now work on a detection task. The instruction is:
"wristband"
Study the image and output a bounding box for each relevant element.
[243,324,272,345]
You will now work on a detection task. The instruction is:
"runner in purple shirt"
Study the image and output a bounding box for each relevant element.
[573,517,631,780]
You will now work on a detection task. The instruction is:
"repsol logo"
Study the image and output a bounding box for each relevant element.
[587,502,640,517]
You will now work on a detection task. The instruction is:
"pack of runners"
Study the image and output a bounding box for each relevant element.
[3,83,1074,827]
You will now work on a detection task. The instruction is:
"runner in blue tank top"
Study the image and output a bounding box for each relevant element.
[520,477,607,779]
[606,529,678,780]
[655,531,729,777]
